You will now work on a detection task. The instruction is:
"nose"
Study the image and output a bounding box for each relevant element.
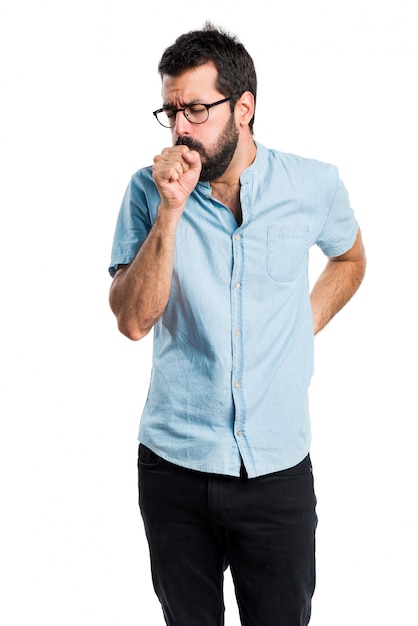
[173,110,191,135]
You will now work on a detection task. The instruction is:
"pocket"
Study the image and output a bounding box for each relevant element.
[266,225,309,282]
[138,444,162,466]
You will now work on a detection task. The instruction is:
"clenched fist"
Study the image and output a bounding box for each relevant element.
[153,145,202,215]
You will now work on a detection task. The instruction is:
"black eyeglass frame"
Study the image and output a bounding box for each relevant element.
[153,97,232,128]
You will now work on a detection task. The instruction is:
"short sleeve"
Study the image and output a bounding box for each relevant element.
[108,168,158,277]
[316,176,359,258]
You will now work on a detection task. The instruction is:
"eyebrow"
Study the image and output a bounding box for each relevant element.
[162,98,202,109]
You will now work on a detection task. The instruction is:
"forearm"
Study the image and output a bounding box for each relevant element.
[109,212,179,340]
[310,252,366,335]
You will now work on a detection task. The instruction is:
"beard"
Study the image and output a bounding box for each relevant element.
[176,114,239,182]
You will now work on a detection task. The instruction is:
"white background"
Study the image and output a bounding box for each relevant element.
[1,0,417,624]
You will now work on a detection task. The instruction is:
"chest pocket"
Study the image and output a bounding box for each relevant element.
[266,225,309,282]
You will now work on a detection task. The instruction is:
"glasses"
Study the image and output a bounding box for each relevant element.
[153,97,232,128]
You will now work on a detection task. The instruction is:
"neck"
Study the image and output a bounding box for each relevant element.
[209,135,256,225]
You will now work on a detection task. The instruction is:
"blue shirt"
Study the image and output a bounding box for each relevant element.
[109,142,358,478]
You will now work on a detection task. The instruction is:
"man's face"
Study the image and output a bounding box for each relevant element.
[161,63,239,182]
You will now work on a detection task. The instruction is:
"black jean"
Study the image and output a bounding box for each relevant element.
[138,444,318,626]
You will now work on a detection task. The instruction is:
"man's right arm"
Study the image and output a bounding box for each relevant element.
[109,212,179,340]
[109,145,201,341]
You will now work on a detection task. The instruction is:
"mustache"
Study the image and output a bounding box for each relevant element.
[175,136,204,153]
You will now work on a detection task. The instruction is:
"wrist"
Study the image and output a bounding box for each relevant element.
[154,207,183,235]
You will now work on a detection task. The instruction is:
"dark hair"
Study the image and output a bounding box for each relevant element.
[158,22,257,132]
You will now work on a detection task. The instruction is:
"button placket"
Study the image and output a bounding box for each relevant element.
[231,228,244,441]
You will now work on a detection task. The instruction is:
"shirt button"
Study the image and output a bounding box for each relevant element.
[235,329,241,336]
[235,282,241,289]
[234,234,241,241]
[236,429,243,436]
[234,381,240,388]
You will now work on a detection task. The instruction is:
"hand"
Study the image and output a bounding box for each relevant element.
[152,145,202,214]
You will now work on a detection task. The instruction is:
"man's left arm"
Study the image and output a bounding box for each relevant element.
[310,228,367,335]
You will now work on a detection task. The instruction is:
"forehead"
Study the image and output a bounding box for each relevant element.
[161,62,221,104]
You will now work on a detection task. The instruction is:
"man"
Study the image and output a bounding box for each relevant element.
[108,22,366,626]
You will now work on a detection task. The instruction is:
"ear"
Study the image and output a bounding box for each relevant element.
[235,91,255,127]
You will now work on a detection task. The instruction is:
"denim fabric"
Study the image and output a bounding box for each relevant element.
[110,142,358,477]
[138,444,318,626]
